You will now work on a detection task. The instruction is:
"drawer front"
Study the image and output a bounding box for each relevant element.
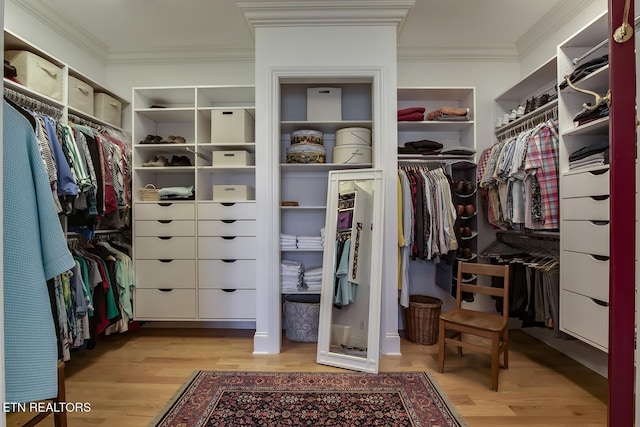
[561,289,608,351]
[560,251,609,302]
[135,203,195,220]
[562,168,609,198]
[134,236,196,259]
[135,260,196,289]
[197,220,256,237]
[197,202,256,220]
[198,289,256,319]
[561,220,609,257]
[135,289,196,319]
[561,196,609,221]
[135,220,195,236]
[198,236,256,259]
[198,260,256,289]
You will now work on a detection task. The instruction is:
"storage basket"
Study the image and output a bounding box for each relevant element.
[140,184,160,201]
[404,295,442,345]
[284,294,321,342]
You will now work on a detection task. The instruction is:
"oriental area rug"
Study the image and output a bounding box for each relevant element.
[152,371,467,426]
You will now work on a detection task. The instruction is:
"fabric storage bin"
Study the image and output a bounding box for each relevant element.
[213,185,255,201]
[211,109,255,143]
[307,87,341,121]
[212,150,254,166]
[333,144,372,164]
[68,75,94,114]
[5,50,63,101]
[94,93,122,127]
[284,294,321,342]
[336,127,371,146]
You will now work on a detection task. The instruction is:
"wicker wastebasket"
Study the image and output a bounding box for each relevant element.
[404,295,443,345]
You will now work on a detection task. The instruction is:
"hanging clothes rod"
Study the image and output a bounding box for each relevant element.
[572,15,640,65]
[3,87,63,118]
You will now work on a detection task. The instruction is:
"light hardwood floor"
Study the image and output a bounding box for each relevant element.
[7,328,607,427]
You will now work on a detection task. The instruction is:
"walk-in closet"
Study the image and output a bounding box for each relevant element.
[1,0,638,426]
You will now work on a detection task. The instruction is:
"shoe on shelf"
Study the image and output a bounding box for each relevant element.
[170,155,192,166]
[142,155,169,167]
[509,109,517,122]
[516,104,525,118]
[161,135,187,144]
[140,134,162,144]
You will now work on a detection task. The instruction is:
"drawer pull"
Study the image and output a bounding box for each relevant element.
[158,236,173,240]
[158,219,173,224]
[222,111,234,115]
[591,298,609,307]
[222,220,236,224]
[221,259,237,263]
[221,236,237,240]
[221,288,237,292]
[591,195,609,201]
[158,259,174,263]
[158,203,173,207]
[158,288,173,293]
[590,220,609,226]
[221,202,236,207]
[590,255,609,261]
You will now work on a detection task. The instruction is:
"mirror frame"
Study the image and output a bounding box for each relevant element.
[316,169,384,373]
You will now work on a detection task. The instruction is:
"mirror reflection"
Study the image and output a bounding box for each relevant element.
[317,169,383,373]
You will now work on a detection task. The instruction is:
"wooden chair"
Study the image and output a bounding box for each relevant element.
[438,261,510,391]
[24,361,68,427]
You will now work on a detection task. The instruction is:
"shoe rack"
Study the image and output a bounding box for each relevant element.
[132,85,258,322]
[557,11,610,353]
[451,160,478,299]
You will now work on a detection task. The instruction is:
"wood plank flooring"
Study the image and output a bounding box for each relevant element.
[6,328,607,427]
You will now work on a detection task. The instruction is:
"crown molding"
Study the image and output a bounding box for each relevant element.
[8,0,109,64]
[238,1,415,35]
[107,46,256,65]
[398,45,519,62]
[516,0,597,58]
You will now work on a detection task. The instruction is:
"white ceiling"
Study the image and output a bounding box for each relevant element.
[10,0,596,63]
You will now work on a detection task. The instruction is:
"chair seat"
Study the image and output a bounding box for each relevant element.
[440,308,507,332]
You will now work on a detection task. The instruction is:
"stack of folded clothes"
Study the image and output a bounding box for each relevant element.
[280,233,297,250]
[303,267,323,292]
[158,185,194,200]
[569,140,609,170]
[398,107,425,121]
[398,139,443,155]
[573,102,610,126]
[559,54,608,90]
[296,235,323,250]
[281,259,304,293]
[427,106,469,121]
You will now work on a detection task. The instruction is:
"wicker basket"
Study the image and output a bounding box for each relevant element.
[140,184,160,201]
[404,295,443,345]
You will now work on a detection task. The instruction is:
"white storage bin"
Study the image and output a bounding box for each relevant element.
[213,185,255,201]
[94,93,122,127]
[333,144,372,164]
[336,127,371,146]
[212,150,254,166]
[68,75,94,114]
[307,87,342,121]
[5,50,63,101]
[211,109,254,143]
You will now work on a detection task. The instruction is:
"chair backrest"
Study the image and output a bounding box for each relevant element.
[456,261,510,319]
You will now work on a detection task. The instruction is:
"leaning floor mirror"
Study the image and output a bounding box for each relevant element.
[316,169,384,373]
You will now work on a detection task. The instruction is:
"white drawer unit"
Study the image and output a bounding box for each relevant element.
[198,289,256,319]
[198,259,256,289]
[134,236,196,259]
[561,289,608,351]
[562,168,609,198]
[135,260,197,289]
[561,196,609,221]
[135,289,196,319]
[197,220,256,237]
[135,220,195,236]
[561,220,609,257]
[560,251,609,302]
[197,202,256,220]
[135,202,195,220]
[198,236,256,259]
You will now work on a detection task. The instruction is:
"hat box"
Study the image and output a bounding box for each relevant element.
[333,144,372,164]
[286,143,326,164]
[291,129,323,145]
[335,127,371,146]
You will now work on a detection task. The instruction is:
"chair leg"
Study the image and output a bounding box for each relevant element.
[438,319,446,373]
[456,332,463,357]
[54,361,67,427]
[490,333,500,391]
[503,329,509,370]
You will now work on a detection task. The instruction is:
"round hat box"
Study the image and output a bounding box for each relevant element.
[333,144,372,164]
[335,127,371,146]
[291,129,323,145]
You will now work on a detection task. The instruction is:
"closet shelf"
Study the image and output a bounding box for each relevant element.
[280,163,372,173]
[460,232,478,240]
[68,106,128,132]
[134,108,195,122]
[280,248,324,252]
[458,212,478,220]
[280,205,326,210]
[199,143,256,153]
[197,166,256,172]
[280,120,372,134]
[561,164,609,177]
[398,154,473,161]
[559,65,609,93]
[397,120,474,132]
[454,189,477,198]
[134,166,195,174]
[494,99,558,136]
[3,78,64,108]
[561,117,609,137]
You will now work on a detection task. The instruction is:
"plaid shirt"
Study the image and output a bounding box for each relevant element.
[524,120,559,229]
